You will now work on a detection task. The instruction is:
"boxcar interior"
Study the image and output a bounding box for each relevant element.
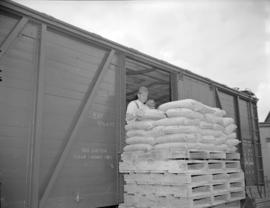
[125,58,171,108]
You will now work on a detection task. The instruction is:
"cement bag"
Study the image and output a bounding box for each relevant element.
[148,126,165,137]
[124,144,152,152]
[227,132,237,139]
[125,120,155,131]
[163,125,199,134]
[224,124,237,134]
[222,117,234,126]
[126,127,165,138]
[198,135,216,144]
[215,144,228,151]
[214,136,226,145]
[213,108,226,117]
[226,139,240,146]
[158,99,215,114]
[158,99,198,111]
[154,117,200,126]
[155,133,198,144]
[200,129,224,137]
[154,142,186,150]
[204,114,223,125]
[199,121,214,129]
[226,145,237,153]
[186,143,208,150]
[166,108,204,120]
[126,136,155,145]
[126,129,149,138]
[213,124,225,131]
[138,109,166,120]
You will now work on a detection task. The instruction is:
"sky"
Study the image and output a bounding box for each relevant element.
[14,0,270,122]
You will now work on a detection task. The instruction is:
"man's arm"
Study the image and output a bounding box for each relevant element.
[126,101,137,123]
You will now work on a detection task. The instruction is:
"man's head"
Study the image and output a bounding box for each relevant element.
[146,99,156,109]
[137,86,148,103]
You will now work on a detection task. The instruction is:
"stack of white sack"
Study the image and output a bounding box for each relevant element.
[124,109,166,152]
[157,99,240,152]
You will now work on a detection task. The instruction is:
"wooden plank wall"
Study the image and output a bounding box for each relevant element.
[0,13,38,207]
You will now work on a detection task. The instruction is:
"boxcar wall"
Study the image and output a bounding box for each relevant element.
[0,1,264,208]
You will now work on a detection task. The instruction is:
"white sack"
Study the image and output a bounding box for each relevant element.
[227,133,237,139]
[214,136,226,145]
[155,133,198,144]
[125,120,155,131]
[200,129,224,137]
[126,126,164,138]
[198,135,216,144]
[138,109,166,120]
[126,136,155,145]
[154,142,186,150]
[213,124,225,131]
[124,144,152,152]
[222,117,234,126]
[154,117,200,126]
[226,145,238,153]
[166,108,204,120]
[224,124,237,134]
[163,125,199,134]
[199,121,214,129]
[215,144,228,151]
[204,114,224,125]
[126,129,149,138]
[226,139,240,146]
[158,99,198,112]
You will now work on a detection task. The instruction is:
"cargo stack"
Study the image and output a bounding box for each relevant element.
[119,99,245,208]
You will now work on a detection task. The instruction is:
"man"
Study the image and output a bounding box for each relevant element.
[146,99,156,109]
[126,86,149,123]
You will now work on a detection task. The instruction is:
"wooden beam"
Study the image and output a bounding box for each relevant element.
[170,72,179,101]
[215,88,223,109]
[235,96,244,170]
[39,49,115,208]
[126,68,155,75]
[0,16,28,59]
[116,52,126,203]
[27,23,47,208]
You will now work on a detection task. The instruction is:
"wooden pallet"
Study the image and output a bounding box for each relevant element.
[120,160,209,174]
[123,193,212,208]
[225,161,241,171]
[212,192,230,206]
[228,179,245,191]
[212,182,229,194]
[124,183,212,198]
[121,149,228,161]
[228,189,245,201]
[124,172,212,186]
[226,152,240,160]
[227,171,244,181]
[211,200,241,208]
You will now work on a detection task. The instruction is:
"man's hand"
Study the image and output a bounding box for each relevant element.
[135,109,145,120]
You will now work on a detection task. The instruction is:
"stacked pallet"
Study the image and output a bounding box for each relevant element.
[119,99,245,208]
